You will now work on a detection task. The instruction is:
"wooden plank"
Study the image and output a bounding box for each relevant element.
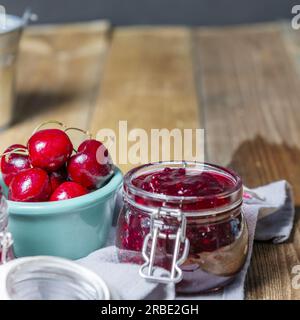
[0,20,111,151]
[90,27,200,174]
[193,24,300,299]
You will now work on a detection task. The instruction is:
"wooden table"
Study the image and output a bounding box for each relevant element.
[0,21,299,300]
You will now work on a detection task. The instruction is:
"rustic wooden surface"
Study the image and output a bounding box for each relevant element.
[90,28,200,174]
[1,21,299,299]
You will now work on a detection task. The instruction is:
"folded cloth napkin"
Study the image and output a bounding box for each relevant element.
[78,180,294,300]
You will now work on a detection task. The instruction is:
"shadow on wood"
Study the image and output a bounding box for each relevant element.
[227,135,300,206]
[11,91,77,126]
[228,136,300,299]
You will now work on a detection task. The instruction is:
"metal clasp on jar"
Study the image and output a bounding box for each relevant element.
[0,231,13,264]
[139,208,190,284]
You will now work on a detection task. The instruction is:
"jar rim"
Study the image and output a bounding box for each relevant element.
[1,256,110,300]
[123,161,243,215]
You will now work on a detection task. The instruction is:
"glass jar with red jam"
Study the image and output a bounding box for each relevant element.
[116,161,248,294]
[0,189,14,264]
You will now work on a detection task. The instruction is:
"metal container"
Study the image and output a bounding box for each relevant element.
[0,12,30,128]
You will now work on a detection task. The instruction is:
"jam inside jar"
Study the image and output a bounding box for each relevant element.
[116,161,248,294]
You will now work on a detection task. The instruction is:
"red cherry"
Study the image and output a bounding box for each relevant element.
[8,168,51,202]
[28,129,73,172]
[50,181,87,201]
[1,144,31,187]
[49,166,68,192]
[67,139,113,189]
[78,139,109,158]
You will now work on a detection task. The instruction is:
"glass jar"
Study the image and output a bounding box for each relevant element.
[116,161,249,294]
[0,189,14,264]
[0,256,110,300]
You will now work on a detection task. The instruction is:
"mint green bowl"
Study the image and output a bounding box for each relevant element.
[0,168,123,260]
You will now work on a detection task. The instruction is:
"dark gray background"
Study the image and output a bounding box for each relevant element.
[0,0,298,25]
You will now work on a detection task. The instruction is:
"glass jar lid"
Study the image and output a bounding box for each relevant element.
[0,256,110,300]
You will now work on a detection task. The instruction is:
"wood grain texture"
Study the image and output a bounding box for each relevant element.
[193,23,300,299]
[0,20,111,150]
[90,27,200,173]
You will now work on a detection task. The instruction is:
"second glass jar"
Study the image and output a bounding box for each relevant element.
[0,190,14,264]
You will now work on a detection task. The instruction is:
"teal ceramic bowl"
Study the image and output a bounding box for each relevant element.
[0,168,123,260]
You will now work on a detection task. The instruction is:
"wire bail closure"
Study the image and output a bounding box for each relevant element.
[139,207,190,284]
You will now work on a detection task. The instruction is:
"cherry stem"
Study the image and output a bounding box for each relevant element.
[32,120,66,135]
[0,148,29,162]
[64,127,92,139]
[64,127,93,153]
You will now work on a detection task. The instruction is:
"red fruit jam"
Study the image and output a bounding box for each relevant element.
[116,162,248,294]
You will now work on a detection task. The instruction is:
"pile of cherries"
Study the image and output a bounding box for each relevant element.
[0,122,113,202]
